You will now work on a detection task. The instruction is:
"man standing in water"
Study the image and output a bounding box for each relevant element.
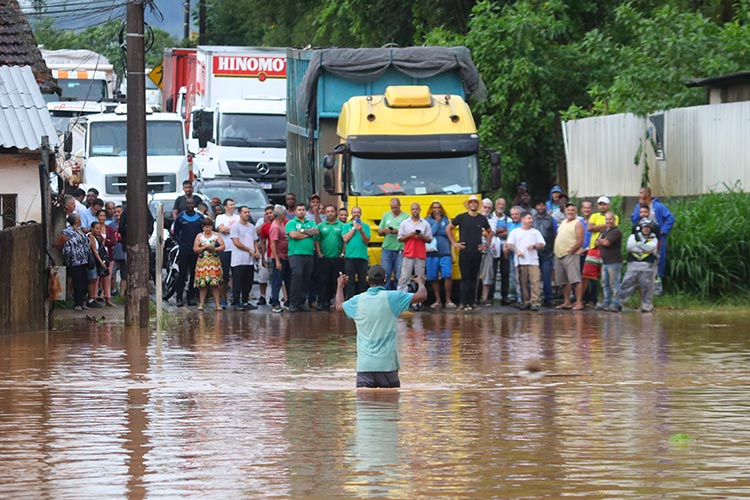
[336,265,427,388]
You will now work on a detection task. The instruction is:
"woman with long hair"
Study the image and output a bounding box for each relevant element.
[87,221,109,308]
[425,200,456,309]
[96,209,116,306]
[193,217,225,310]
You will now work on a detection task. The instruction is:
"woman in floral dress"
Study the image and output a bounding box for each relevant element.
[193,217,225,310]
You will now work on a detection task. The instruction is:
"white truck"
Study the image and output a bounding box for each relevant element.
[189,46,287,203]
[40,48,116,103]
[63,105,190,204]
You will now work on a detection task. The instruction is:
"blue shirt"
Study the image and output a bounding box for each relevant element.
[425,215,451,257]
[80,208,98,229]
[343,286,413,372]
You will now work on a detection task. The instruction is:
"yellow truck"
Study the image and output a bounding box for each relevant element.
[286,47,500,268]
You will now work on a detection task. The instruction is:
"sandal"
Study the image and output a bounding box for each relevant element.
[197,304,204,311]
[430,302,442,310]
[571,304,584,311]
[215,305,223,311]
[445,302,457,309]
[556,304,573,310]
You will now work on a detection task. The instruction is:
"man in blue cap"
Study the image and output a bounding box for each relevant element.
[336,265,427,388]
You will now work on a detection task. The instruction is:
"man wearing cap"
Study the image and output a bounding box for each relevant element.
[618,218,659,312]
[582,196,619,307]
[378,198,409,290]
[446,195,492,310]
[546,185,563,215]
[630,186,674,295]
[336,265,427,388]
[306,193,323,224]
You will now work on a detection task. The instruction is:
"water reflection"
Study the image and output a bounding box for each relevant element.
[1,310,750,498]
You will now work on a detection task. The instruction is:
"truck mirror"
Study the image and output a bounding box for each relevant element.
[192,110,213,148]
[165,96,174,113]
[63,132,72,154]
[490,166,502,190]
[323,169,336,194]
[322,154,335,169]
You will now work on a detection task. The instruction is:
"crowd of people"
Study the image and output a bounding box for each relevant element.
[56,180,674,315]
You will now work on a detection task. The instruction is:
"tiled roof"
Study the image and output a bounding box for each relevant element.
[0,65,60,150]
[0,0,58,94]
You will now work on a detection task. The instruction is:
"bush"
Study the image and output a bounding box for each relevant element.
[665,187,750,299]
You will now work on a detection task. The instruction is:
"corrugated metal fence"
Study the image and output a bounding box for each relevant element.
[563,101,750,197]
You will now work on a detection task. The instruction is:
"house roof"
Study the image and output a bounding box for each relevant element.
[0,65,59,150]
[0,0,58,94]
[686,72,750,89]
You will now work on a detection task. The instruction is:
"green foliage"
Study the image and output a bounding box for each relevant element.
[666,187,750,299]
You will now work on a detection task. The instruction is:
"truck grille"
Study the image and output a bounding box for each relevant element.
[225,161,287,203]
[106,174,177,195]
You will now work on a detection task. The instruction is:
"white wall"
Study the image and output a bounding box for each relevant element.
[0,154,42,225]
[563,101,750,197]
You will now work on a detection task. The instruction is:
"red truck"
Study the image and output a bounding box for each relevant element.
[162,47,197,136]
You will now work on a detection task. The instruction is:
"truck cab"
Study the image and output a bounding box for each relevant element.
[323,85,497,263]
[191,97,287,201]
[65,106,190,204]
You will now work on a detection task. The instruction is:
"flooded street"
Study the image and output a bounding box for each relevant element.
[2,309,750,498]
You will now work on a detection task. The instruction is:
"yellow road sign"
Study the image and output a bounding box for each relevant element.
[148,64,163,90]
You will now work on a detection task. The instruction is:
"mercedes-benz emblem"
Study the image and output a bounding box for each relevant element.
[256,162,270,175]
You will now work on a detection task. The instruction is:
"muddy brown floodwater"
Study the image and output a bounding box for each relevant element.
[2,309,750,498]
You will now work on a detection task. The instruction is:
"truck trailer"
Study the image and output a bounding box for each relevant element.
[40,48,116,103]
[286,46,499,266]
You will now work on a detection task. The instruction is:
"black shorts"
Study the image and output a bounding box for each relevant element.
[356,370,401,388]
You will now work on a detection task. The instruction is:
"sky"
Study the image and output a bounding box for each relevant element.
[19,0,192,38]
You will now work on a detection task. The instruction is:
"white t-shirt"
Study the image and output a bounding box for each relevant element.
[215,213,240,252]
[229,221,257,267]
[505,227,546,266]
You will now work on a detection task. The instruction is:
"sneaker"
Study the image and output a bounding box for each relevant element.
[257,297,267,306]
[606,304,622,312]
[244,302,258,310]
[87,300,102,309]
[234,305,245,311]
[457,305,466,311]
[299,304,311,312]
[73,305,83,311]
[595,303,606,311]
[520,303,531,311]
[641,307,653,313]
[530,305,539,311]
[482,300,493,307]
[500,298,512,306]
[220,301,228,308]
[654,277,663,296]
[272,306,283,313]
[176,297,184,307]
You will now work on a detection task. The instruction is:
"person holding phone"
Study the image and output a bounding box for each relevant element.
[377,198,409,290]
[396,203,432,306]
[343,206,371,299]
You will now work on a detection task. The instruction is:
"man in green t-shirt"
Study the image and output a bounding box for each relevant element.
[343,206,371,299]
[285,203,320,312]
[315,204,345,310]
[377,197,409,290]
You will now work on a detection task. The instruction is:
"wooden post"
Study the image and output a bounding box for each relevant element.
[125,0,150,327]
[39,136,52,331]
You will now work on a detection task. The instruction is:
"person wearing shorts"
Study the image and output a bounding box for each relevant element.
[425,200,455,309]
[337,265,427,388]
[553,202,584,310]
[256,205,274,305]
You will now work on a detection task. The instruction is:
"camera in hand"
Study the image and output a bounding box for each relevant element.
[415,229,421,234]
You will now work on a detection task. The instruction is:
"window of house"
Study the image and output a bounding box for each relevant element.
[0,194,17,230]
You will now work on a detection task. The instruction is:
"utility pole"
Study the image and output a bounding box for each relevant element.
[183,0,190,44]
[125,0,150,327]
[199,0,206,44]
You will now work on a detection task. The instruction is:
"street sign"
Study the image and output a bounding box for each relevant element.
[148,64,163,90]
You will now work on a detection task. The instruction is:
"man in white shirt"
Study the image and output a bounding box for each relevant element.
[230,206,260,310]
[215,198,240,307]
[505,212,546,311]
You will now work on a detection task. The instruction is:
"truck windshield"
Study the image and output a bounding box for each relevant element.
[349,154,479,196]
[50,79,108,102]
[89,121,185,157]
[218,114,286,148]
